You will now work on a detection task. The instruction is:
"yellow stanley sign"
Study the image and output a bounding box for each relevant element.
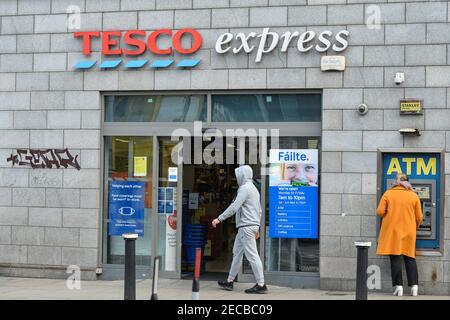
[400,100,422,114]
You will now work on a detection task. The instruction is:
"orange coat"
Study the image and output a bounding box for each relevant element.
[376,186,423,258]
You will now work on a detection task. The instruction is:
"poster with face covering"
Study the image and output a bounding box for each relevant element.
[269,149,319,239]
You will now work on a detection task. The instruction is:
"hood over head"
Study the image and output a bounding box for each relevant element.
[235,165,253,186]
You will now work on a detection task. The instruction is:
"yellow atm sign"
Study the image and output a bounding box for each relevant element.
[387,157,437,176]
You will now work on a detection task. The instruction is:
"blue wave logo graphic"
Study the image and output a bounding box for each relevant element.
[74,59,200,70]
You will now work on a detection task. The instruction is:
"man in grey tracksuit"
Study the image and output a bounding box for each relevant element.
[212,165,267,294]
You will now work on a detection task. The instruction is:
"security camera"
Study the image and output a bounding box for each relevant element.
[357,103,369,115]
[394,72,405,85]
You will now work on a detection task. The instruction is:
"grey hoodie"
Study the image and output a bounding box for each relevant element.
[218,165,262,228]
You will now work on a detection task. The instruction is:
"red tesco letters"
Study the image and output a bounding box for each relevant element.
[74,29,202,56]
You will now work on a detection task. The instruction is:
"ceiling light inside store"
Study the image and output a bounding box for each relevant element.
[308,140,318,149]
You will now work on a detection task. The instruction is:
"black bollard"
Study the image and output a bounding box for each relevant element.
[123,233,138,300]
[354,241,372,300]
[151,256,161,300]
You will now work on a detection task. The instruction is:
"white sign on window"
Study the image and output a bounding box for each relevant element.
[168,167,178,182]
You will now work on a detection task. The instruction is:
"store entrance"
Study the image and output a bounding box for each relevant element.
[181,163,239,279]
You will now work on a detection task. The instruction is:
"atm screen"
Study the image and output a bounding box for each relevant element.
[413,185,431,200]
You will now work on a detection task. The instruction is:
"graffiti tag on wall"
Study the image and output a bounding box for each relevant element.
[7,149,81,170]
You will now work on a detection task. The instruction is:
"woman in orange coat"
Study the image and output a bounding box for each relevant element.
[377,173,423,297]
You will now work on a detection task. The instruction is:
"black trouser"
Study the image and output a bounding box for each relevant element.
[389,255,418,287]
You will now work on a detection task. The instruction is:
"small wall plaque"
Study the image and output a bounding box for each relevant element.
[321,56,346,71]
[400,99,422,115]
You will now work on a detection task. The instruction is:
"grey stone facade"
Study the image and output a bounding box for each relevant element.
[0,0,449,294]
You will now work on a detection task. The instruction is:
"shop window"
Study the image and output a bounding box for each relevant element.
[105,95,207,122]
[212,94,321,122]
[263,137,320,273]
[103,136,153,265]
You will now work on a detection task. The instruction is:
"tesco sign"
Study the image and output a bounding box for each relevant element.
[74,29,202,56]
[73,27,349,70]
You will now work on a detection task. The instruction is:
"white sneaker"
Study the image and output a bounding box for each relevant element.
[393,285,403,296]
[411,285,418,297]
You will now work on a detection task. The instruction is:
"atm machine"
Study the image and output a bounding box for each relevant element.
[386,179,438,247]
[380,151,442,250]
[412,182,436,240]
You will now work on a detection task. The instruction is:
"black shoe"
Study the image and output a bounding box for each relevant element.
[218,280,233,291]
[245,283,268,294]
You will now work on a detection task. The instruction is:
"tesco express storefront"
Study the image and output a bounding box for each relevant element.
[1,2,449,295]
[92,27,338,287]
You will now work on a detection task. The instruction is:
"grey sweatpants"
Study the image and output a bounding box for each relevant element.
[228,225,265,286]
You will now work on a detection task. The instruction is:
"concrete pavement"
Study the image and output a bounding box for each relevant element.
[0,277,449,300]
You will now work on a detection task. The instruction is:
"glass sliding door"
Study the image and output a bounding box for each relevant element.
[102,93,207,274]
[156,138,181,274]
[103,136,153,265]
